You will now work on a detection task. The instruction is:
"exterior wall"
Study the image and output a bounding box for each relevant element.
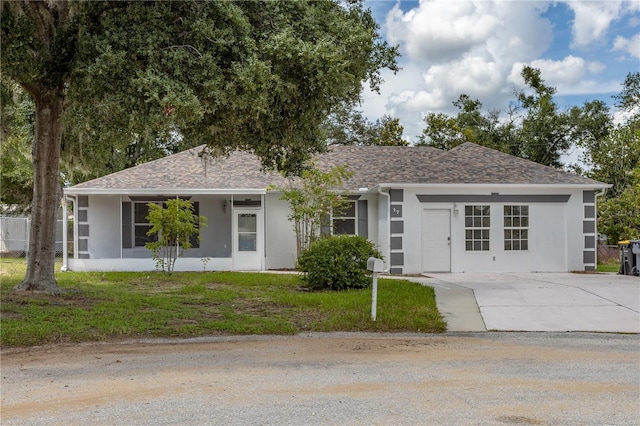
[264,192,382,270]
[68,257,232,272]
[86,195,121,259]
[377,192,390,270]
[402,186,588,274]
[72,185,594,274]
[361,193,379,251]
[264,194,297,269]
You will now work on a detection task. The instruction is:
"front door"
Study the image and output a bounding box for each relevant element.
[233,209,263,270]
[422,209,451,272]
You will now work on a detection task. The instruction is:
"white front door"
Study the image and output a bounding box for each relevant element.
[422,209,451,272]
[233,209,263,270]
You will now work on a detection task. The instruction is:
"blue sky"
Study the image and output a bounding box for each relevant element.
[360,1,640,143]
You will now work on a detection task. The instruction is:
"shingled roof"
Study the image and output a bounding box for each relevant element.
[68,142,606,193]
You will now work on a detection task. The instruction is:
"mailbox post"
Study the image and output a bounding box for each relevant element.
[367,257,384,321]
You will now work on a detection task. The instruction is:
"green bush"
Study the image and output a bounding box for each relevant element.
[297,235,383,291]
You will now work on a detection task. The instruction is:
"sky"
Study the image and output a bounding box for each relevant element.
[360,0,640,144]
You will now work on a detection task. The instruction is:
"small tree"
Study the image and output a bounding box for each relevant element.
[277,165,352,259]
[145,199,205,275]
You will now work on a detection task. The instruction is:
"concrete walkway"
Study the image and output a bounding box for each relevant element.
[407,272,640,333]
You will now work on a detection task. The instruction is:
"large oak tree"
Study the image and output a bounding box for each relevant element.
[1,0,398,292]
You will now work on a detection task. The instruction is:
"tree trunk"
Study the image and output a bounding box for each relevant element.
[15,89,64,293]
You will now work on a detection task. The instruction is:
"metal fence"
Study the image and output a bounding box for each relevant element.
[0,217,72,258]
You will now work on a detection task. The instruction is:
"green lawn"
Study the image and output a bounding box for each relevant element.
[597,262,620,273]
[0,259,446,347]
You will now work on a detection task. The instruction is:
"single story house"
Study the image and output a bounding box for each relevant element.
[62,142,609,274]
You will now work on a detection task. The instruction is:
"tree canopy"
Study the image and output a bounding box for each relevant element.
[416,66,611,168]
[1,0,398,292]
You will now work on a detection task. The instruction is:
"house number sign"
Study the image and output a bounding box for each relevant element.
[390,204,402,218]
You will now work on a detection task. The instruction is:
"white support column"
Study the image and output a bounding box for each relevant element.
[61,197,68,271]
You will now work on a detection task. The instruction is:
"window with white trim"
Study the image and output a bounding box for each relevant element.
[465,205,490,251]
[504,205,528,250]
[332,199,357,235]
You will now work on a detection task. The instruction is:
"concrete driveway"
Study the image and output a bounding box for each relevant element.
[415,272,640,333]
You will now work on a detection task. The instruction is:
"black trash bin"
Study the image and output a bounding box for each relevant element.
[618,240,640,276]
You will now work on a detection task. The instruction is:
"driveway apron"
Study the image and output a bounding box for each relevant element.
[414,273,640,333]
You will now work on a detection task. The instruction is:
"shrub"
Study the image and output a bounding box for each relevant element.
[297,235,382,291]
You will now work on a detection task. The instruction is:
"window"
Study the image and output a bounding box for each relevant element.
[130,201,200,248]
[237,213,257,251]
[332,199,357,235]
[465,205,490,251]
[504,205,528,250]
[134,202,157,247]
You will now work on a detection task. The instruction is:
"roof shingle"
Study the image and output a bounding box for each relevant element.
[69,142,606,192]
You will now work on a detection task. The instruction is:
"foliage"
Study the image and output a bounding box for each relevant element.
[276,165,353,259]
[0,79,35,214]
[416,67,612,168]
[613,71,640,115]
[598,170,640,243]
[297,235,382,291]
[0,260,445,347]
[323,101,379,146]
[583,72,640,243]
[374,114,408,146]
[1,0,398,291]
[323,103,407,146]
[145,199,205,275]
[583,123,640,198]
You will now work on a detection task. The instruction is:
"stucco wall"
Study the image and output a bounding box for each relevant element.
[87,195,121,259]
[398,186,585,274]
[264,194,297,270]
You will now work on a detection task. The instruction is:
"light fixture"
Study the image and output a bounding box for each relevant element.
[222,199,228,213]
[453,203,459,215]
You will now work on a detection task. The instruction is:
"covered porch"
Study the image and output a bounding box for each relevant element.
[61,190,266,272]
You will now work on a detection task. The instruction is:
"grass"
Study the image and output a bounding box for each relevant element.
[0,258,446,347]
[597,262,620,273]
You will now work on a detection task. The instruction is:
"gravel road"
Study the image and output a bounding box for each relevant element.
[2,332,639,425]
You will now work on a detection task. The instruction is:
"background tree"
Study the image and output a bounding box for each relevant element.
[322,103,407,146]
[586,72,640,243]
[1,0,398,292]
[373,115,408,146]
[0,79,34,214]
[323,102,379,146]
[416,67,611,168]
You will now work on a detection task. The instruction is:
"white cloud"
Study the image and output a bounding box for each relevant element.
[386,1,501,64]
[360,0,637,144]
[613,33,640,58]
[566,1,624,48]
[508,57,620,95]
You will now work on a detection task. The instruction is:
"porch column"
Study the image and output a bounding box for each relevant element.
[61,197,68,271]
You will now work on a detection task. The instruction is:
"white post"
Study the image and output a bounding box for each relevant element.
[61,198,68,271]
[371,271,378,321]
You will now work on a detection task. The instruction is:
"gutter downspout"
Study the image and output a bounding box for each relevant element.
[377,186,391,270]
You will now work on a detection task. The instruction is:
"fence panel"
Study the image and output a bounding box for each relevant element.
[0,217,72,258]
[597,244,619,264]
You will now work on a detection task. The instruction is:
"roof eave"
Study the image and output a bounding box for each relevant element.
[373,182,612,189]
[63,188,268,196]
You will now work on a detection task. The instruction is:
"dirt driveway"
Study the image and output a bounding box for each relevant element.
[2,333,639,425]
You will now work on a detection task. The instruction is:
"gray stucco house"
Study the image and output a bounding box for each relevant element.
[62,142,609,273]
